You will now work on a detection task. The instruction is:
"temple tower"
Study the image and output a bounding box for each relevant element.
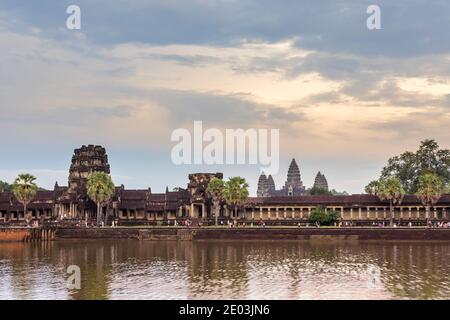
[187,173,223,219]
[68,145,111,193]
[313,171,329,191]
[284,159,304,195]
[267,175,275,193]
[257,173,269,197]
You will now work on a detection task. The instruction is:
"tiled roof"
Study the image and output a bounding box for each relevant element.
[1,189,450,212]
[246,194,450,206]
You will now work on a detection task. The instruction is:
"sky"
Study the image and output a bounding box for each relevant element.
[0,0,449,195]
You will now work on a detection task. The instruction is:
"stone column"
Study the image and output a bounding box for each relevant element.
[276,207,279,219]
[409,207,412,219]
[284,208,287,219]
[260,207,263,219]
[292,208,295,219]
[358,208,362,220]
[190,203,194,218]
[308,207,311,219]
[300,208,304,219]
[375,208,378,220]
[252,208,255,220]
[350,208,353,220]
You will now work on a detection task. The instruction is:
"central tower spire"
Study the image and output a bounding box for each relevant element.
[283,158,305,196]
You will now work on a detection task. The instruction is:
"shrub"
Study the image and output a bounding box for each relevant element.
[309,206,338,225]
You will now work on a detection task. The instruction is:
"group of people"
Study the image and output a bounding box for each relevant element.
[90,218,450,228]
[428,221,450,228]
[179,219,193,227]
[374,221,450,228]
[177,219,450,228]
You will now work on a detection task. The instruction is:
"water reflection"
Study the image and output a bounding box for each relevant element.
[0,240,448,300]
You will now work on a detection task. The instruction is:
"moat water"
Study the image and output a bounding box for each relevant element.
[0,240,448,300]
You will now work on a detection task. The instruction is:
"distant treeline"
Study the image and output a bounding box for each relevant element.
[0,181,12,192]
[0,180,47,192]
[307,186,348,196]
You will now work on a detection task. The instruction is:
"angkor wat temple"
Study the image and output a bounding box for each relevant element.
[256,159,330,197]
[257,159,307,197]
[0,145,449,225]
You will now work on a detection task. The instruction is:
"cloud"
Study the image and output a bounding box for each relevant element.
[1,105,135,127]
[148,88,303,128]
[1,1,450,194]
[2,0,450,58]
[366,109,450,139]
[236,51,450,110]
[148,54,221,67]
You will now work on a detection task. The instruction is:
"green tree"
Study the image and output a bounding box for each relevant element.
[365,180,381,195]
[12,174,38,225]
[381,139,450,193]
[86,172,115,226]
[377,177,405,226]
[309,206,338,226]
[309,186,332,195]
[0,181,12,192]
[206,177,225,225]
[223,177,249,219]
[330,189,349,195]
[416,173,447,222]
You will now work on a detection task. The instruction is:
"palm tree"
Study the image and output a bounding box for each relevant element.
[223,177,249,220]
[365,180,381,195]
[206,177,225,225]
[86,172,115,227]
[416,173,447,223]
[377,177,405,227]
[12,174,38,226]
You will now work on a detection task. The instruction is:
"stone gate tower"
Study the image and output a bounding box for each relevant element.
[68,145,111,194]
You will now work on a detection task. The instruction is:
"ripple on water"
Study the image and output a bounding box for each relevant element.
[0,240,448,299]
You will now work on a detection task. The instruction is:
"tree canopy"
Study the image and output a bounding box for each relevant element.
[309,206,338,225]
[366,177,405,226]
[0,181,12,192]
[206,177,226,224]
[87,172,115,205]
[416,172,447,208]
[206,177,225,200]
[223,177,249,217]
[12,174,38,207]
[365,180,381,196]
[308,186,332,195]
[380,139,450,193]
[377,177,405,206]
[87,172,115,226]
[12,174,38,225]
